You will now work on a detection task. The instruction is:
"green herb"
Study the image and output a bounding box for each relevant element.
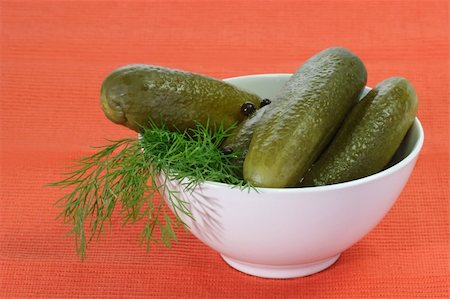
[50,122,249,259]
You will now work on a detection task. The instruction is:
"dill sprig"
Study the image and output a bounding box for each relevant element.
[50,122,248,259]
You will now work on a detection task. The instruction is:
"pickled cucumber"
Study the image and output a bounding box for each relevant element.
[300,77,418,186]
[100,64,261,132]
[243,47,367,188]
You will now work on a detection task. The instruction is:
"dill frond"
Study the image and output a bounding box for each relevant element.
[51,122,251,259]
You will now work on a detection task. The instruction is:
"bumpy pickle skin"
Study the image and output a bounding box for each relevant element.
[100,64,261,132]
[243,47,368,188]
[300,77,418,186]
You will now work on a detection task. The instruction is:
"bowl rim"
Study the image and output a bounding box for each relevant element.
[194,73,424,192]
[199,118,424,192]
[225,73,294,80]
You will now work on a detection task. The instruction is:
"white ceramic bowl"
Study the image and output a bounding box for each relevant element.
[160,74,424,279]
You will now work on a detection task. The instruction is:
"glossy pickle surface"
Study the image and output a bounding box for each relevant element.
[100,64,261,132]
[301,77,418,186]
[244,47,368,188]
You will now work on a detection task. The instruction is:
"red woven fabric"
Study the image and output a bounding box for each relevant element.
[1,1,448,298]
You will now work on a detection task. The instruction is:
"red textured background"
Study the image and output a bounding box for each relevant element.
[1,1,448,298]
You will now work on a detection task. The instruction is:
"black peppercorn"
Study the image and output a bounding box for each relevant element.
[240,102,256,116]
[260,98,271,108]
[222,146,233,154]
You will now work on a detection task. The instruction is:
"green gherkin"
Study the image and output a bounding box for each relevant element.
[244,47,368,188]
[100,64,261,132]
[301,77,418,186]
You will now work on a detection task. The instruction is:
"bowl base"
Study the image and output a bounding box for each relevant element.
[220,254,340,279]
